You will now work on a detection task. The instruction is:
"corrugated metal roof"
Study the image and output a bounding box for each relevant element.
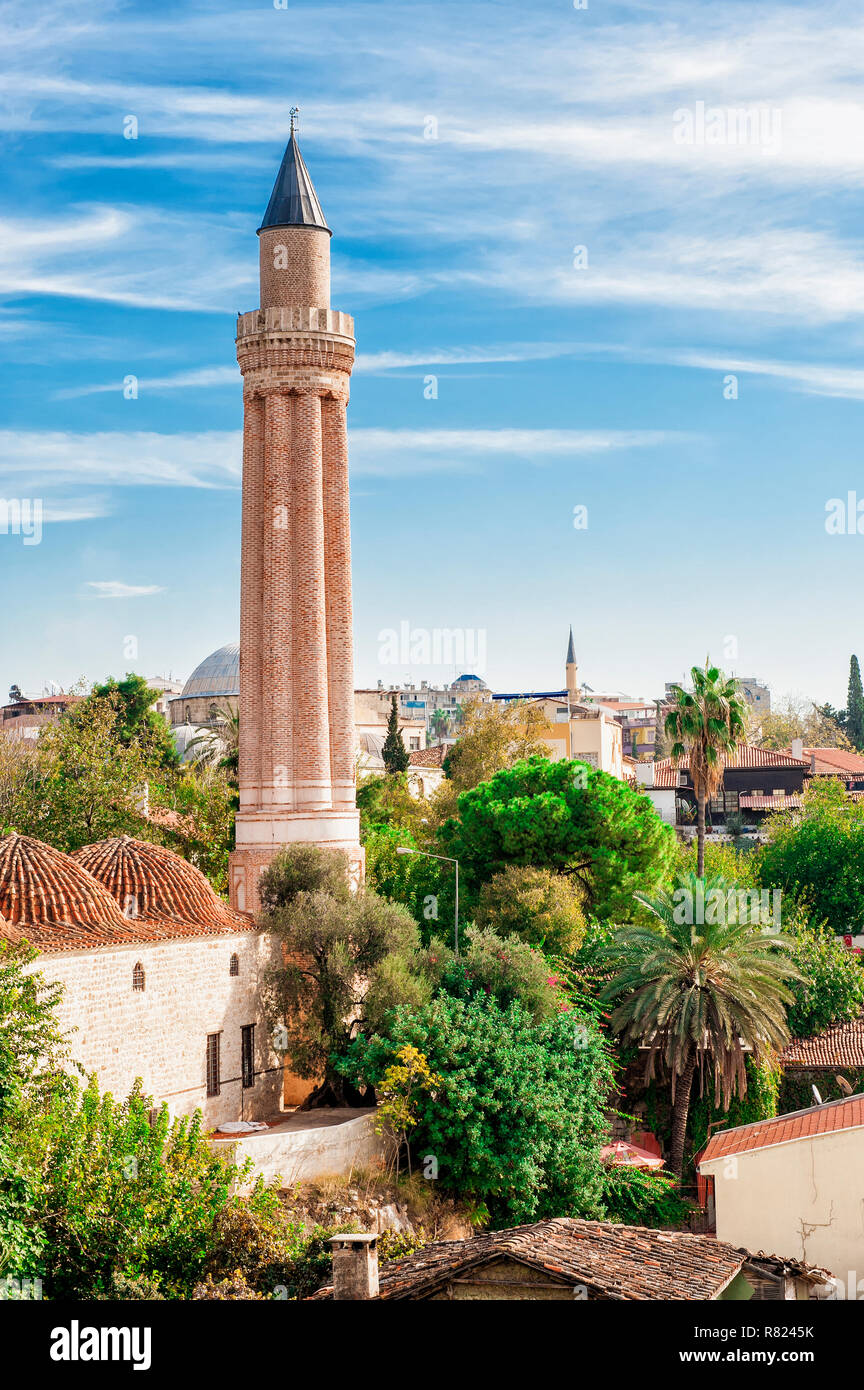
[739,794,802,809]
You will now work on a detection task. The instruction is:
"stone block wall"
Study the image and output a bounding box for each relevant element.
[34,931,284,1129]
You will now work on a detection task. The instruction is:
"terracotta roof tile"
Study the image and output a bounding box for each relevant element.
[652,743,809,788]
[407,743,451,768]
[799,747,864,775]
[781,1015,864,1069]
[0,833,133,949]
[739,794,802,809]
[73,836,252,938]
[0,832,253,954]
[312,1219,749,1301]
[700,1093,864,1163]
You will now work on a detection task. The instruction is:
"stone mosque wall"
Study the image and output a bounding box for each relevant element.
[39,930,284,1129]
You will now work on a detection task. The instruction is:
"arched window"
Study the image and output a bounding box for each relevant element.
[229,953,239,977]
[132,962,145,992]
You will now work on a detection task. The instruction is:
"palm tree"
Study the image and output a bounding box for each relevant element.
[187,703,239,779]
[665,662,747,875]
[602,872,799,1178]
[429,708,450,742]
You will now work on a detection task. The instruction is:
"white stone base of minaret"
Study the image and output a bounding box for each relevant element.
[229,810,364,913]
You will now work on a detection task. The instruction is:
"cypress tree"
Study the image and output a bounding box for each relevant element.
[848,656,864,750]
[382,693,409,774]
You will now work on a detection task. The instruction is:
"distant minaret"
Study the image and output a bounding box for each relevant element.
[228,110,363,913]
[565,626,579,702]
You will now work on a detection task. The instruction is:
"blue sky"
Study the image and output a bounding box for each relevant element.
[2,0,864,706]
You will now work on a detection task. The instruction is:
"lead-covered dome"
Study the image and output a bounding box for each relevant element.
[180,643,239,700]
[74,836,249,934]
[0,833,132,947]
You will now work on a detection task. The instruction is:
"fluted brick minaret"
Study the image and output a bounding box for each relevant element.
[229,118,363,913]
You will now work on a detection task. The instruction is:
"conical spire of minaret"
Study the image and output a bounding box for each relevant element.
[258,111,330,235]
[566,626,576,666]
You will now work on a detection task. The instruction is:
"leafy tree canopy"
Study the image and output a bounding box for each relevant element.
[439,756,674,920]
[474,863,586,953]
[752,694,851,751]
[784,921,864,1037]
[92,673,178,769]
[339,993,614,1226]
[758,778,864,935]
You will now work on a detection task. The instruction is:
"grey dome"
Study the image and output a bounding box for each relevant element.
[181,643,239,700]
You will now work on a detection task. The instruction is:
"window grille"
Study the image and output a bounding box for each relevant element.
[241,1025,255,1090]
[229,953,239,977]
[206,1033,221,1097]
[132,962,145,991]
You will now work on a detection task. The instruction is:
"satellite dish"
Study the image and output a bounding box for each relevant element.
[811,1085,823,1106]
[836,1075,854,1097]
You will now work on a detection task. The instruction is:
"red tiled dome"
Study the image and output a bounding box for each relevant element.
[73,836,249,934]
[0,833,132,946]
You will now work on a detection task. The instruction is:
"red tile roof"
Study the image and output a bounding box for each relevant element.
[652,743,809,788]
[0,832,252,953]
[700,1093,864,1164]
[407,743,451,768]
[74,836,251,937]
[311,1219,749,1301]
[799,747,864,775]
[0,833,133,949]
[781,1015,864,1069]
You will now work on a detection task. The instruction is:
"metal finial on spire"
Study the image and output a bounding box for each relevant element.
[257,114,330,235]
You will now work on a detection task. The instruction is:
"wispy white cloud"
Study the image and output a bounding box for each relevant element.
[667,351,864,401]
[84,581,165,599]
[0,430,241,489]
[41,496,112,522]
[0,207,253,313]
[0,424,685,493]
[348,427,690,475]
[54,366,238,399]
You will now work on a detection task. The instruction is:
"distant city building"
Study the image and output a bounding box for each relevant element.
[0,691,82,741]
[494,628,625,780]
[146,675,184,719]
[361,674,490,736]
[664,674,770,715]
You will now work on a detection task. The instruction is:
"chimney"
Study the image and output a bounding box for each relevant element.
[791,737,804,760]
[329,1233,379,1300]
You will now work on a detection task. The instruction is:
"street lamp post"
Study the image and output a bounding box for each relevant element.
[396,846,460,956]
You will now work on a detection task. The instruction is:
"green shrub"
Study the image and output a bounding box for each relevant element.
[12,1076,280,1299]
[785,923,864,1038]
[425,925,562,1022]
[339,993,615,1226]
[601,1165,693,1228]
[474,864,586,953]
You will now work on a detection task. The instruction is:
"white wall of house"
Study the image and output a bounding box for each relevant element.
[700,1126,864,1280]
[32,932,284,1128]
[645,787,676,824]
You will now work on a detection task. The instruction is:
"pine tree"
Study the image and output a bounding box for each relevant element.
[847,656,864,750]
[382,693,409,774]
